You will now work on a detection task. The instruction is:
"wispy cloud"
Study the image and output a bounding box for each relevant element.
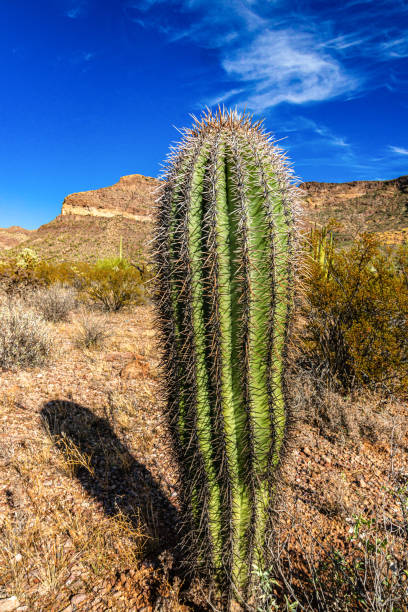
[380,35,408,58]
[123,0,407,112]
[277,116,353,159]
[222,30,359,110]
[389,145,408,155]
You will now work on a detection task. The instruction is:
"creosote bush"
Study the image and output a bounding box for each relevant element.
[300,232,408,396]
[0,255,151,311]
[77,257,148,311]
[0,300,53,370]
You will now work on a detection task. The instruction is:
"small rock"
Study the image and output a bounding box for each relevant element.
[70,579,84,591]
[303,446,311,456]
[70,593,87,606]
[13,554,22,563]
[0,598,20,612]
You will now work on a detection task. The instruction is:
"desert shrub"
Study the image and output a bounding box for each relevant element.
[33,260,78,286]
[16,247,39,269]
[300,233,408,396]
[0,258,46,295]
[0,255,75,295]
[0,256,150,309]
[290,368,359,444]
[0,300,53,370]
[78,257,147,311]
[31,284,77,322]
[74,312,109,349]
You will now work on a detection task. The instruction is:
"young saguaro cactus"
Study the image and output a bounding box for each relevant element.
[154,108,299,605]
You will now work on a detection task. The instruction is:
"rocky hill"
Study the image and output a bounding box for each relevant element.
[61,174,156,222]
[0,226,34,250]
[2,175,157,263]
[1,174,407,261]
[302,175,408,243]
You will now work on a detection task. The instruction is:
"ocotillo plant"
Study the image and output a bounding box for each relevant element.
[154,108,299,606]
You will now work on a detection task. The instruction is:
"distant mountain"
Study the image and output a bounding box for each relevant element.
[1,174,407,262]
[61,173,156,222]
[302,175,408,244]
[2,175,156,263]
[0,226,34,250]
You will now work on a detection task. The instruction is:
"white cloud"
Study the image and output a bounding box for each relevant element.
[313,124,350,148]
[204,88,245,107]
[222,30,360,110]
[380,35,408,58]
[124,0,405,111]
[389,145,408,155]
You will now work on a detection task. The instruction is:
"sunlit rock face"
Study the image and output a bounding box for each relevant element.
[61,174,159,223]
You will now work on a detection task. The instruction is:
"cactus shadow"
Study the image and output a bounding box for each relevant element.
[41,399,178,550]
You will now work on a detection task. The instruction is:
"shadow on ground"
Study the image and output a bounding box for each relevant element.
[41,400,178,551]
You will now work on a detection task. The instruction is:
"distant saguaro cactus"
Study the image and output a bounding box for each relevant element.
[154,108,299,606]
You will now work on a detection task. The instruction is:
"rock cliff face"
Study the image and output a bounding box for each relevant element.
[61,173,408,224]
[302,175,408,210]
[61,174,158,223]
[301,175,408,243]
[60,173,408,244]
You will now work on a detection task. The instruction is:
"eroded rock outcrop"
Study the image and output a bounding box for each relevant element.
[61,174,158,222]
[302,175,408,210]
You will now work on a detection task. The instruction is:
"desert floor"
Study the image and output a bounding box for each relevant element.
[1,303,407,611]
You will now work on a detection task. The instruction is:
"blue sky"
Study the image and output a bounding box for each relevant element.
[0,0,407,229]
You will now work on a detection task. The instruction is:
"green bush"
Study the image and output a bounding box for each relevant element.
[77,257,148,311]
[0,255,151,312]
[301,231,408,395]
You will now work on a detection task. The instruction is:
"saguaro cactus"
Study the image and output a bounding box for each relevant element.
[154,108,299,605]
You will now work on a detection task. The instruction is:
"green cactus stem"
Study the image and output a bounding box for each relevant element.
[153,108,299,606]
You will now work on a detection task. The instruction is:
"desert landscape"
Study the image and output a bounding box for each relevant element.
[0,169,407,611]
[2,0,408,607]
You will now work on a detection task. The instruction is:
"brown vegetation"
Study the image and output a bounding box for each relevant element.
[0,236,407,610]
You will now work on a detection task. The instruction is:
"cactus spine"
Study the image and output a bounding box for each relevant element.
[154,108,299,605]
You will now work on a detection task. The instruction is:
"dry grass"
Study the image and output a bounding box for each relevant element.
[73,311,110,350]
[0,301,407,610]
[0,299,53,370]
[30,284,77,323]
[0,305,183,611]
[292,367,408,450]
